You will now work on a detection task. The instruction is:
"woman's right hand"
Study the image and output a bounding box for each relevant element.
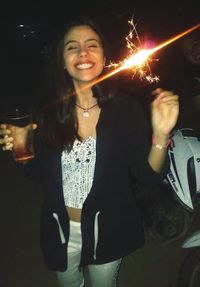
[0,123,38,151]
[0,124,13,151]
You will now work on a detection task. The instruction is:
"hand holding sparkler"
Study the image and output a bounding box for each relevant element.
[147,88,179,173]
[151,88,179,138]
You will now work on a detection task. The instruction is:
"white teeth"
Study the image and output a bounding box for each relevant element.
[76,63,93,69]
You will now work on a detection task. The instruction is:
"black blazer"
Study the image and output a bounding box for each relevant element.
[21,93,169,271]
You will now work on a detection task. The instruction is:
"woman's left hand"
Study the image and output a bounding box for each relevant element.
[151,88,179,136]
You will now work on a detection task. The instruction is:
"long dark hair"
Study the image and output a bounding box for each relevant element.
[37,16,113,152]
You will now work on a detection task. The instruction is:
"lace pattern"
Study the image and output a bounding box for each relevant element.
[61,137,96,208]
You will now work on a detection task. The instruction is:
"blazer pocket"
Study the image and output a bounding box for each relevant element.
[93,211,100,260]
[53,213,66,244]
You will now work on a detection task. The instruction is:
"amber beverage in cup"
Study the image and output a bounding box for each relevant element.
[3,108,35,162]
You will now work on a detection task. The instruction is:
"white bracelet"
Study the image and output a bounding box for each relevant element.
[152,136,172,149]
[153,143,166,149]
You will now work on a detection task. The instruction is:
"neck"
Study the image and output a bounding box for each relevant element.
[75,88,97,108]
[73,79,98,107]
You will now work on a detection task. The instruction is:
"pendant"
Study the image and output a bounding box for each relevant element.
[83,110,90,117]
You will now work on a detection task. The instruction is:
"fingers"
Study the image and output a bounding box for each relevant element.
[0,124,11,136]
[156,94,179,104]
[0,124,13,151]
[152,88,176,98]
[152,88,179,105]
[151,88,164,96]
[0,135,14,150]
[2,142,13,151]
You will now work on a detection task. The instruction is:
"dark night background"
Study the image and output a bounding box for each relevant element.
[0,0,199,114]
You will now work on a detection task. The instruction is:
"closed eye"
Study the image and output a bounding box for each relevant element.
[86,39,101,49]
[88,44,98,48]
[67,45,79,51]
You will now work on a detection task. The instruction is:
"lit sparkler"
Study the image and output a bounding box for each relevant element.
[91,21,200,87]
[43,20,200,112]
[106,18,159,83]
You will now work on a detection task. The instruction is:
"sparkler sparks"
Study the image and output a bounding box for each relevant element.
[106,18,160,83]
[92,20,200,87]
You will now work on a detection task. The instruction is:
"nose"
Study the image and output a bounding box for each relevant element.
[78,46,87,57]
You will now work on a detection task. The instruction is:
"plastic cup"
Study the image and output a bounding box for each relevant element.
[2,108,35,162]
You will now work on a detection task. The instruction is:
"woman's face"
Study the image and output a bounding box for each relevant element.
[63,25,105,87]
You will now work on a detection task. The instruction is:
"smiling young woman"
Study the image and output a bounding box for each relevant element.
[0,15,179,287]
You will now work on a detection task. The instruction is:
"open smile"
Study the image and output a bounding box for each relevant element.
[75,62,94,70]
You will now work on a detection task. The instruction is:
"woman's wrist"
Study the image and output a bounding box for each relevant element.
[152,134,172,149]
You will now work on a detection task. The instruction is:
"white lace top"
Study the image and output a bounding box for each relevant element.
[61,137,96,208]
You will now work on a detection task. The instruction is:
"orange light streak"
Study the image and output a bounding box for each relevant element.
[151,23,200,53]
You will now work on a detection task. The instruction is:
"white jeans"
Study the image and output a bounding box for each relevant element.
[56,221,122,287]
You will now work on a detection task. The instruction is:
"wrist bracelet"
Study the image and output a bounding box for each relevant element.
[152,136,172,149]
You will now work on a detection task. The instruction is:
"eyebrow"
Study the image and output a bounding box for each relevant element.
[64,38,101,47]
